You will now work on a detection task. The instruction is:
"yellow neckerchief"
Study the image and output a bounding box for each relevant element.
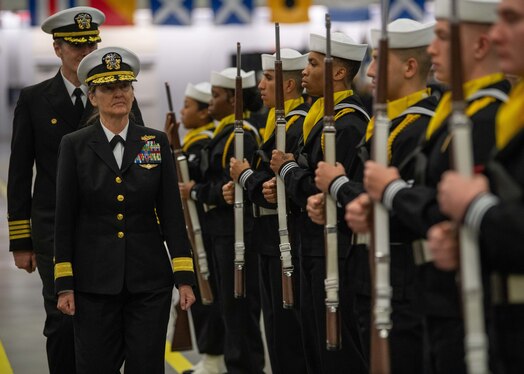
[263,97,305,143]
[182,122,215,152]
[213,113,235,138]
[302,90,353,144]
[496,79,524,150]
[425,73,505,140]
[365,88,430,142]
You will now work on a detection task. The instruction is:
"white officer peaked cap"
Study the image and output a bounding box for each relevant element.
[370,19,435,49]
[434,0,500,23]
[78,46,140,86]
[185,82,212,104]
[261,48,308,71]
[41,6,105,44]
[309,32,368,62]
[210,67,256,89]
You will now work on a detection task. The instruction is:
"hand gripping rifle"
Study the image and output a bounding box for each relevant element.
[369,0,392,371]
[233,43,246,298]
[274,23,295,309]
[323,14,341,351]
[165,83,214,306]
[448,1,489,372]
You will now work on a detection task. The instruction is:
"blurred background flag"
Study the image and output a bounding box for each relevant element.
[324,0,371,22]
[151,0,193,25]
[212,0,253,25]
[89,0,136,25]
[389,0,425,21]
[29,0,77,26]
[268,0,311,24]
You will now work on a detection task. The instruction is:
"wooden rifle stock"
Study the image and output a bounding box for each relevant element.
[233,43,246,298]
[369,1,392,371]
[274,23,295,309]
[171,303,193,351]
[165,83,214,305]
[322,14,341,351]
[164,83,214,351]
[448,1,489,372]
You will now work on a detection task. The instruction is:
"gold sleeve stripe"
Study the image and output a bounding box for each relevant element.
[8,220,31,227]
[54,262,73,280]
[9,228,31,234]
[172,257,194,272]
[9,233,32,240]
[9,220,32,239]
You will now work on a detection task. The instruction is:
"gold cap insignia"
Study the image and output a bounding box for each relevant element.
[51,118,58,125]
[141,135,156,141]
[103,52,121,71]
[74,13,92,30]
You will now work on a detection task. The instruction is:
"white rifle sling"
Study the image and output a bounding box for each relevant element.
[324,122,339,314]
[450,110,489,374]
[275,115,293,276]
[372,108,393,336]
[234,121,245,283]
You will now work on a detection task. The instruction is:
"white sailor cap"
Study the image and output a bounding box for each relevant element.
[434,0,500,23]
[185,82,212,104]
[261,48,308,71]
[210,67,256,89]
[41,6,105,44]
[309,32,368,62]
[370,19,435,49]
[78,47,139,86]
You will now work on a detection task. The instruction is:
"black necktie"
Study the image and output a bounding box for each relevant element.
[110,135,126,150]
[73,88,84,121]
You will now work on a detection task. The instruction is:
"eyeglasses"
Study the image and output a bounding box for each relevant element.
[97,82,133,93]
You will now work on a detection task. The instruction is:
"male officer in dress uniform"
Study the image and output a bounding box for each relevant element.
[429,0,524,371]
[269,32,370,373]
[223,48,309,374]
[7,6,142,373]
[308,19,438,373]
[361,0,510,372]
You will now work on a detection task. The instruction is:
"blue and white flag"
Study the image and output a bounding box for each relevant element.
[211,0,253,25]
[328,6,370,22]
[29,0,77,26]
[150,0,193,25]
[389,0,425,21]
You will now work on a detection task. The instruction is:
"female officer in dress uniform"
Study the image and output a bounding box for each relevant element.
[54,46,196,374]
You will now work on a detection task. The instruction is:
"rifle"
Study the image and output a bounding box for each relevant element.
[323,14,341,351]
[369,0,392,371]
[274,23,295,309]
[164,83,214,351]
[165,82,214,306]
[233,43,246,298]
[448,0,489,372]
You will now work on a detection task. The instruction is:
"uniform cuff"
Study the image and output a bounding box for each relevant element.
[238,168,254,189]
[279,160,299,180]
[190,186,198,201]
[383,179,410,210]
[8,219,33,251]
[464,193,499,233]
[329,176,349,201]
